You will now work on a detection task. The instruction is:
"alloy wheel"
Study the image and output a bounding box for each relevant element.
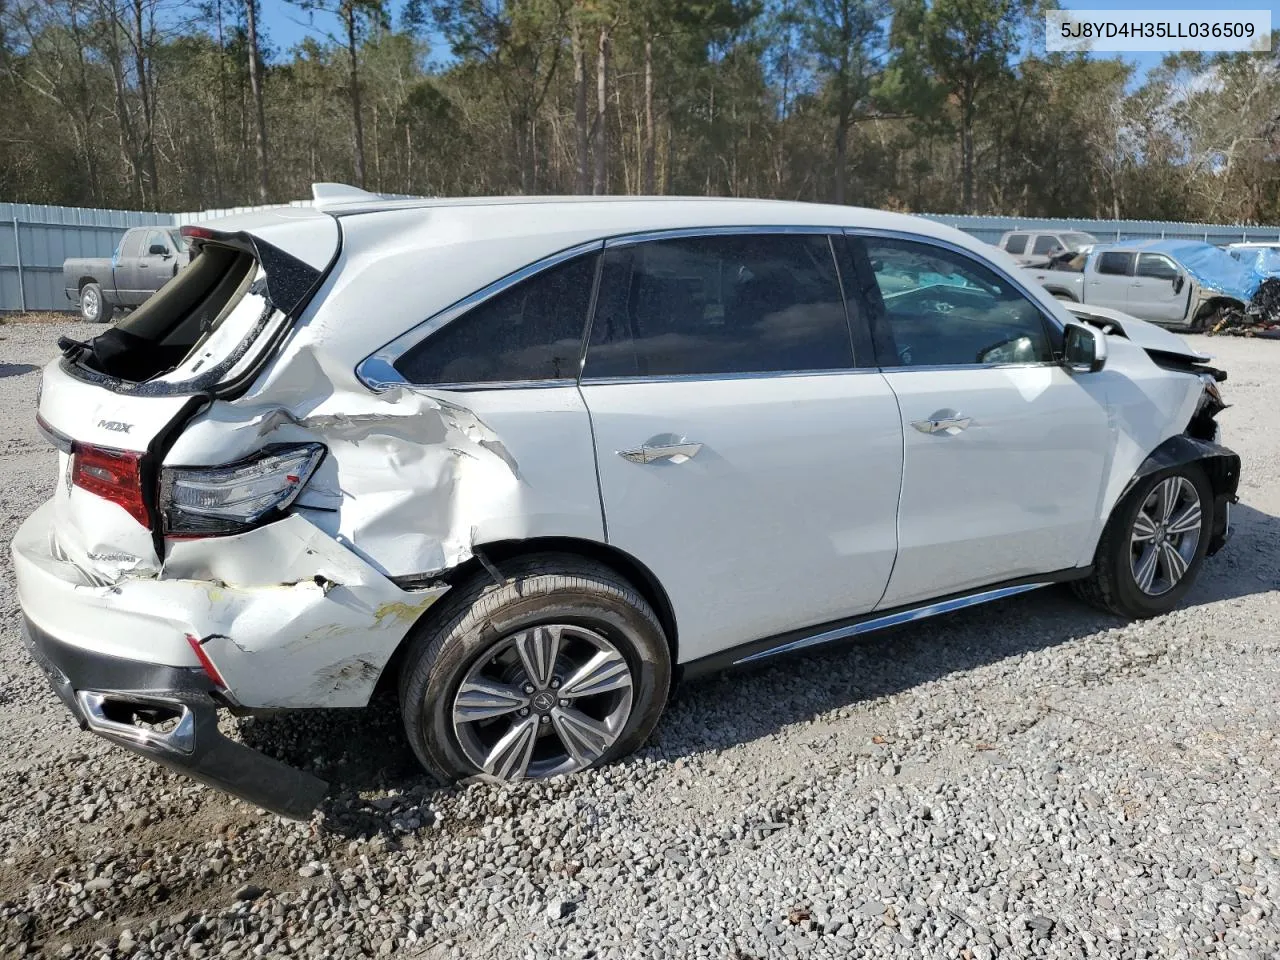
[82,287,99,320]
[450,624,634,781]
[1130,476,1202,596]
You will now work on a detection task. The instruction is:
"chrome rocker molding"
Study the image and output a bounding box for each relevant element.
[735,583,1049,665]
[679,569,1089,680]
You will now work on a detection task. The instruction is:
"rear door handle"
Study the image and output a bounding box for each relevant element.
[911,416,971,435]
[618,440,703,464]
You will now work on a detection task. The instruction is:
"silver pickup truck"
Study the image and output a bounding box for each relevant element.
[1021,239,1254,331]
[63,226,191,322]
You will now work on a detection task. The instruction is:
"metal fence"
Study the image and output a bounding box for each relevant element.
[919,213,1280,247]
[5,200,1280,312]
[0,200,309,312]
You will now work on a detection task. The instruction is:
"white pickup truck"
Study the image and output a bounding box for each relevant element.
[1021,239,1255,331]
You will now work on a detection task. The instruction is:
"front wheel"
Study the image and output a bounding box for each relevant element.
[399,554,671,783]
[1074,465,1213,618]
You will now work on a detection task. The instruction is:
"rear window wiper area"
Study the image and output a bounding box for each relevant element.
[58,233,326,399]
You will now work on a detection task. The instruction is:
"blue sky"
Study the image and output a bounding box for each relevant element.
[258,0,1279,79]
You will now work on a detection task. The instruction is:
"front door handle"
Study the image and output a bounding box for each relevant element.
[911,415,971,436]
[618,439,703,464]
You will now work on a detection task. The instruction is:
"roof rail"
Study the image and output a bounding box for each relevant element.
[311,182,382,208]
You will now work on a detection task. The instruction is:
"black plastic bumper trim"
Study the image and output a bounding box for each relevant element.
[23,617,328,820]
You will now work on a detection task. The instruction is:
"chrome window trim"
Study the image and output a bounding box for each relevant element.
[604,224,838,248]
[878,361,1061,374]
[358,224,1048,392]
[580,368,882,388]
[735,582,1050,665]
[356,225,851,393]
[355,239,604,392]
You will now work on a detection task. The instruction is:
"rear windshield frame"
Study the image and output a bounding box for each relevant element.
[58,232,331,399]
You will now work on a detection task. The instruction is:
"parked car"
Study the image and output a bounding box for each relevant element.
[15,188,1238,818]
[995,228,1096,265]
[1020,239,1255,330]
[63,226,191,322]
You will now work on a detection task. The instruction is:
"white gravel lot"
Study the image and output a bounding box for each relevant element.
[1,322,1278,960]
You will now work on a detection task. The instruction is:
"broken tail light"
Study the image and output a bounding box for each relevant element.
[71,444,149,527]
[160,443,325,537]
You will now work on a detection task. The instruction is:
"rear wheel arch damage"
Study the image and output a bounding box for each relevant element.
[375,537,681,698]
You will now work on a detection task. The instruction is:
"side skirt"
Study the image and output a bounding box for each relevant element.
[679,568,1090,681]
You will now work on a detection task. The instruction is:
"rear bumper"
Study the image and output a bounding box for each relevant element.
[23,616,327,820]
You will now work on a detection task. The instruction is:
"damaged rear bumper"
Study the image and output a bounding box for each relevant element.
[23,616,327,819]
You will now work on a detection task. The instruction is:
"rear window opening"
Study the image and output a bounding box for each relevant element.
[58,231,325,398]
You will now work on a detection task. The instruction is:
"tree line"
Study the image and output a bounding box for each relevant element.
[1,0,1277,223]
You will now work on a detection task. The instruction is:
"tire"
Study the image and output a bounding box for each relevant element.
[399,553,671,783]
[1051,291,1078,302]
[1074,463,1213,618]
[78,282,111,323]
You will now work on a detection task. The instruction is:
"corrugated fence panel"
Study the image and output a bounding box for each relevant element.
[0,202,175,311]
[5,201,1280,311]
[919,214,1280,246]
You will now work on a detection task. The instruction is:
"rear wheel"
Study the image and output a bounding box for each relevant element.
[79,282,110,323]
[1074,465,1212,618]
[399,554,671,783]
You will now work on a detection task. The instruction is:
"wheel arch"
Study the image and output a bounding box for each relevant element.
[1191,296,1245,330]
[1116,434,1240,556]
[374,536,680,696]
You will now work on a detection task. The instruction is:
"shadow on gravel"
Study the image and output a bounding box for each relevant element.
[234,499,1280,828]
[237,692,450,836]
[0,362,39,378]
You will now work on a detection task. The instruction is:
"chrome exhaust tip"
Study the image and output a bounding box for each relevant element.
[75,691,196,755]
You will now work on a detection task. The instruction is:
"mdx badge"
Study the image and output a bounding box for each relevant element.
[97,420,133,433]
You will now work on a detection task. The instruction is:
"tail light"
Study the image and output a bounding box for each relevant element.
[71,444,149,527]
[160,443,325,537]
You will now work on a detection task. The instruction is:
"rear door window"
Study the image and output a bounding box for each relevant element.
[582,233,853,378]
[1003,234,1028,255]
[1096,252,1135,276]
[118,231,144,259]
[394,253,598,386]
[1031,235,1059,255]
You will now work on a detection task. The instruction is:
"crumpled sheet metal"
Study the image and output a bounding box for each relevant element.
[166,382,526,579]
[164,514,447,708]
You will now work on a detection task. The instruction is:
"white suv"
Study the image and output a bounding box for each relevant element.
[14,187,1238,818]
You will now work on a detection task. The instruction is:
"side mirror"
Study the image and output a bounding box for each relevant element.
[1173,273,1185,294]
[1063,322,1106,373]
[149,243,169,256]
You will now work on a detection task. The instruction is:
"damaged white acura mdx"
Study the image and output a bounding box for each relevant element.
[14,186,1238,818]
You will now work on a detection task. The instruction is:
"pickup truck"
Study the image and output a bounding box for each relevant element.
[995,228,1096,266]
[1020,239,1254,331]
[63,226,191,322]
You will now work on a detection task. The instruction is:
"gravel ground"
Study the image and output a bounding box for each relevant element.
[2,322,1278,960]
